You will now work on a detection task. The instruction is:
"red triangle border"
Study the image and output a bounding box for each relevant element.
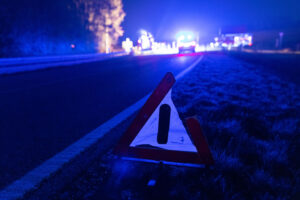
[114,72,214,165]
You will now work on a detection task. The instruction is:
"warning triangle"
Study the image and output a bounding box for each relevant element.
[130,90,197,152]
[114,72,214,165]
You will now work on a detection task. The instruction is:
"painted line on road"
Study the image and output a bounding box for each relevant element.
[176,55,203,80]
[0,55,204,200]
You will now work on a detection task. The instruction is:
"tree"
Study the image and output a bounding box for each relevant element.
[0,0,124,57]
[75,0,125,53]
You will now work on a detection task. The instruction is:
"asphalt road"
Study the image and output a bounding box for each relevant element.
[0,53,202,189]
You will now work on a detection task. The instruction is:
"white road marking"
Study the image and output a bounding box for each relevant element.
[176,55,203,80]
[0,55,204,200]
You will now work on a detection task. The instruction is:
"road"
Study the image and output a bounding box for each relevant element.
[0,53,202,189]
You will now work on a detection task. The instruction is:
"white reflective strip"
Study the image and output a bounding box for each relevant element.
[121,157,205,168]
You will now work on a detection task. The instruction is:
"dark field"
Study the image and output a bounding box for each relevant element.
[229,51,300,85]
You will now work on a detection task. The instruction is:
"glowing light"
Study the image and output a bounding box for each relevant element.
[140,30,147,35]
[138,30,154,50]
[177,35,185,42]
[195,45,206,52]
[218,33,253,49]
[150,41,178,55]
[176,31,194,40]
[122,38,133,53]
[178,55,187,62]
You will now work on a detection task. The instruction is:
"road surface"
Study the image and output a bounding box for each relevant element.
[0,53,202,189]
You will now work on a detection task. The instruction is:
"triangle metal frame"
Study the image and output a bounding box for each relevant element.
[114,72,214,165]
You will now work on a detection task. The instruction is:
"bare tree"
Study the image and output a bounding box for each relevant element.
[75,0,125,53]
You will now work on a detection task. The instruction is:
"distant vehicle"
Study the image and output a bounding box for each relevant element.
[177,32,196,53]
[216,33,253,50]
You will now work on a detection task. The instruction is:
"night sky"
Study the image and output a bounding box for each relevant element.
[122,0,300,41]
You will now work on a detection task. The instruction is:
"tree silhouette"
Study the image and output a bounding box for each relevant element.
[0,0,125,57]
[75,0,125,53]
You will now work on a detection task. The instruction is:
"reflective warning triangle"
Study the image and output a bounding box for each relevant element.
[130,90,197,152]
[114,72,214,165]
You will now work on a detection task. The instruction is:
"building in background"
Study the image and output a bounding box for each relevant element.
[213,26,252,50]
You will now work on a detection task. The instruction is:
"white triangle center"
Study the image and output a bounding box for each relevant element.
[130,90,197,152]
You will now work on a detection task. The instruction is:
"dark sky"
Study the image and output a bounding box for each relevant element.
[122,0,300,41]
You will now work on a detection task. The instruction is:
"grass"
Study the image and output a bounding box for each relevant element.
[171,53,300,199]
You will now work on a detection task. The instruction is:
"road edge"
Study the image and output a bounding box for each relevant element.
[0,53,126,76]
